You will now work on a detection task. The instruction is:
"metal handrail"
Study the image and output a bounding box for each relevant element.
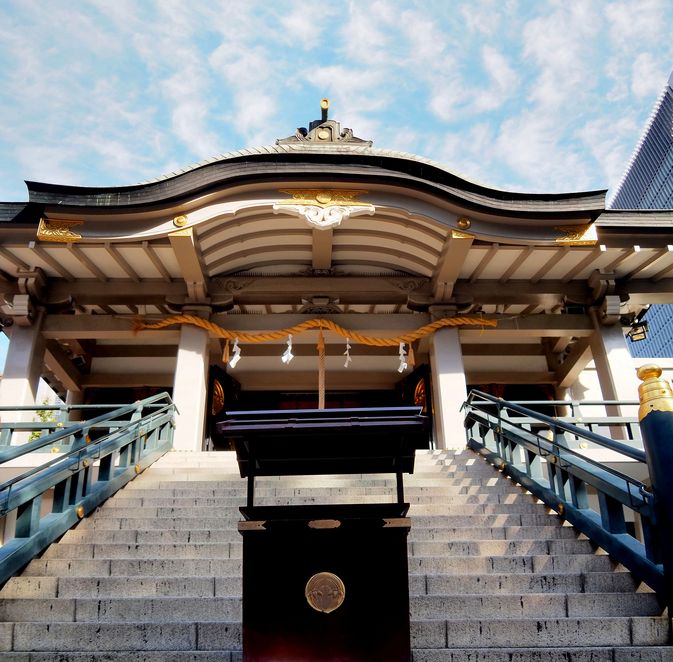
[0,392,177,586]
[463,392,645,461]
[462,390,664,597]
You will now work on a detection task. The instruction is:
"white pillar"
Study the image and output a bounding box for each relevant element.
[589,313,640,431]
[172,323,209,452]
[0,313,46,417]
[429,328,467,449]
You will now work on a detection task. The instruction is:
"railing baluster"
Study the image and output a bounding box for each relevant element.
[15,496,41,538]
[598,492,627,534]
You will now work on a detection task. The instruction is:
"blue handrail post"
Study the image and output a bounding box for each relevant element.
[637,364,673,616]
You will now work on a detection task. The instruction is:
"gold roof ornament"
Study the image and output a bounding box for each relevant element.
[554,223,597,245]
[36,218,83,243]
[276,99,372,146]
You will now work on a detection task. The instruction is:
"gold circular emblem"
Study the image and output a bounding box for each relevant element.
[317,128,330,140]
[211,379,225,416]
[173,215,188,227]
[305,572,345,613]
[315,192,332,205]
[457,216,471,229]
[413,378,426,412]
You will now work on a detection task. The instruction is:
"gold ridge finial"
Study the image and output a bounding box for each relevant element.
[637,364,673,421]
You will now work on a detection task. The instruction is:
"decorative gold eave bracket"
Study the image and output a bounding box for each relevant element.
[554,223,597,246]
[37,218,84,243]
[273,189,375,230]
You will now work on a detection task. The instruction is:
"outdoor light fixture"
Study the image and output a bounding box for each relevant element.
[627,320,649,342]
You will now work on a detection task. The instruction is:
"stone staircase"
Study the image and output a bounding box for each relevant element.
[0,448,671,660]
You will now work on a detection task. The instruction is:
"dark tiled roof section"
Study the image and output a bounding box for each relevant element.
[24,147,607,219]
[0,202,43,225]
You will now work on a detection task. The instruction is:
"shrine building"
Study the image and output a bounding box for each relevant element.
[1,100,672,451]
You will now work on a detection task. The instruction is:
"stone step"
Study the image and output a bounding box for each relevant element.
[407,554,620,574]
[5,622,240,652]
[61,522,580,542]
[59,525,581,544]
[4,648,672,662]
[75,512,561,528]
[409,538,595,556]
[115,487,529,499]
[40,538,596,561]
[411,647,673,661]
[421,571,641,595]
[0,653,244,661]
[23,553,621,578]
[92,501,545,515]
[3,615,669,652]
[0,592,662,623]
[21,559,243,577]
[412,616,671,648]
[1,570,641,600]
[0,576,234,599]
[103,492,536,507]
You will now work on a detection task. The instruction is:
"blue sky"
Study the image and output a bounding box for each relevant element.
[1,0,673,204]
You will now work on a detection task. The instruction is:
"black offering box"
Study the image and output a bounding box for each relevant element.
[218,407,428,662]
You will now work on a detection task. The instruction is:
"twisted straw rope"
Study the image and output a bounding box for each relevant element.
[134,314,496,346]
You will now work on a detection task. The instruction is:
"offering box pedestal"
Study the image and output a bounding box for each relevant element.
[218,407,428,662]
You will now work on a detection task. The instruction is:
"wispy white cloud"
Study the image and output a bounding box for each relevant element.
[1,0,673,200]
[471,46,519,112]
[578,114,641,195]
[522,3,601,111]
[630,53,667,99]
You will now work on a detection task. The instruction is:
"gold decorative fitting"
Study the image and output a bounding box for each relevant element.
[637,364,673,421]
[82,459,90,468]
[36,218,83,243]
[452,229,474,239]
[276,189,371,209]
[211,379,225,416]
[50,447,60,454]
[308,519,341,529]
[85,434,91,444]
[173,215,188,227]
[238,521,266,531]
[75,505,85,519]
[305,572,346,614]
[134,463,142,475]
[457,217,471,230]
[554,223,597,246]
[556,503,565,516]
[413,378,427,413]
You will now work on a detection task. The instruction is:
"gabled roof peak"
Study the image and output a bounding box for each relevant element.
[276,98,373,147]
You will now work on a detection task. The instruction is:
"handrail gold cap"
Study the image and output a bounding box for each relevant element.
[637,364,673,421]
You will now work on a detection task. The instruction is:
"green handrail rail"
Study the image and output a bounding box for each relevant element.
[461,390,664,599]
[0,392,177,586]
